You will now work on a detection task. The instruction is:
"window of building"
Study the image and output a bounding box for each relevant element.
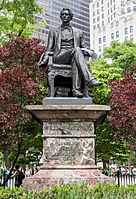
[101,6,104,12]
[127,0,130,5]
[111,15,113,20]
[111,33,114,39]
[101,0,103,4]
[108,10,110,15]
[121,1,124,7]
[125,28,128,34]
[103,36,106,42]
[111,7,113,13]
[108,17,110,23]
[97,9,100,14]
[93,25,96,30]
[130,26,133,33]
[116,21,119,26]
[108,2,109,7]
[93,5,95,9]
[125,36,128,40]
[127,7,131,13]
[93,18,96,24]
[93,11,95,16]
[130,35,133,40]
[121,9,125,15]
[114,12,116,18]
[99,38,102,44]
[133,6,136,12]
[114,5,116,10]
[97,2,99,7]
[102,14,104,19]
[99,46,102,52]
[116,31,119,38]
[102,21,104,26]
[110,0,112,5]
[97,16,100,22]
[97,24,100,28]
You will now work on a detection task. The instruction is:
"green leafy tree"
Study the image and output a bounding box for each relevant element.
[91,40,136,104]
[90,40,136,165]
[0,0,44,44]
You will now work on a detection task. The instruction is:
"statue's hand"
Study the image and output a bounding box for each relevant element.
[37,53,49,68]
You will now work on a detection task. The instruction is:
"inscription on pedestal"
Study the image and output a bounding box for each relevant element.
[43,121,94,136]
[43,121,95,166]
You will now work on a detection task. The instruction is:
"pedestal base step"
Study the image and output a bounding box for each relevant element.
[22,167,115,190]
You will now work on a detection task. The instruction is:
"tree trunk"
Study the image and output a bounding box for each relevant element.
[3,148,10,169]
[102,160,107,170]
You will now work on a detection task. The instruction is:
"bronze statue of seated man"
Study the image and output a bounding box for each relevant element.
[38,8,102,98]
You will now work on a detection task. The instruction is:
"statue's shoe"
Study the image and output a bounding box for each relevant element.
[88,79,103,88]
[73,90,83,98]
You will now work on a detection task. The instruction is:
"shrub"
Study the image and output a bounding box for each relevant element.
[0,183,136,199]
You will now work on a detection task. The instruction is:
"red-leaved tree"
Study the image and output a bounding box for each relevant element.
[110,66,136,151]
[0,37,45,169]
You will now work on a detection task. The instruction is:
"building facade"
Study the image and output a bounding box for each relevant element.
[34,0,91,47]
[90,0,136,53]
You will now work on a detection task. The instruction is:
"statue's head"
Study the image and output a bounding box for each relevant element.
[60,8,73,24]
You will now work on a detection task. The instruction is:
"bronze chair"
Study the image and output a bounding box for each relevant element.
[46,52,88,97]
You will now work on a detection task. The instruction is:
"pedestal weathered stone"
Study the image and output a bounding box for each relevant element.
[23,104,115,190]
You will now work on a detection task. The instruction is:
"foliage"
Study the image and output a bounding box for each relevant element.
[0,0,44,45]
[90,58,123,104]
[103,40,136,73]
[90,40,136,105]
[0,37,45,167]
[90,40,136,163]
[96,122,131,163]
[9,120,43,165]
[0,37,45,132]
[0,184,136,199]
[110,66,136,152]
[0,152,4,167]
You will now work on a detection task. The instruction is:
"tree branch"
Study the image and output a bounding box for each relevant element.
[0,0,5,11]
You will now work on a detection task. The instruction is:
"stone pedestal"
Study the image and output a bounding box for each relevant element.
[23,103,114,190]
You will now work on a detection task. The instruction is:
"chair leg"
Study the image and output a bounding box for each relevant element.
[84,83,88,97]
[50,79,55,97]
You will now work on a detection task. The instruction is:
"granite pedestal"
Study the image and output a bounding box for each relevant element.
[23,99,114,190]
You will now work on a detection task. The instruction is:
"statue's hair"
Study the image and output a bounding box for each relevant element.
[60,8,73,20]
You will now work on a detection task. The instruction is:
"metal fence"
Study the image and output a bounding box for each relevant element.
[112,173,136,186]
[1,173,136,189]
[115,174,136,186]
[0,176,15,189]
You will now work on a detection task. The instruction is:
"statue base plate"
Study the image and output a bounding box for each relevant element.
[43,97,93,105]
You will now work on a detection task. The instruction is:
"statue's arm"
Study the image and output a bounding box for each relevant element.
[47,29,55,51]
[80,31,99,60]
[80,31,87,49]
[37,29,55,67]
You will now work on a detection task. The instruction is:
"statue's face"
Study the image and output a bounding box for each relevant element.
[60,10,71,24]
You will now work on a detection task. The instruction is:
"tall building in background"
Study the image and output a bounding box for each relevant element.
[90,0,136,54]
[34,0,91,47]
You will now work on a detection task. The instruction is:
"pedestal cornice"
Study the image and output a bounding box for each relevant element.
[26,104,110,122]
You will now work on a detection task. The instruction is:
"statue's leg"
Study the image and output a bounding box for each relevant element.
[71,59,82,96]
[55,50,83,97]
[54,49,72,64]
[72,47,94,84]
